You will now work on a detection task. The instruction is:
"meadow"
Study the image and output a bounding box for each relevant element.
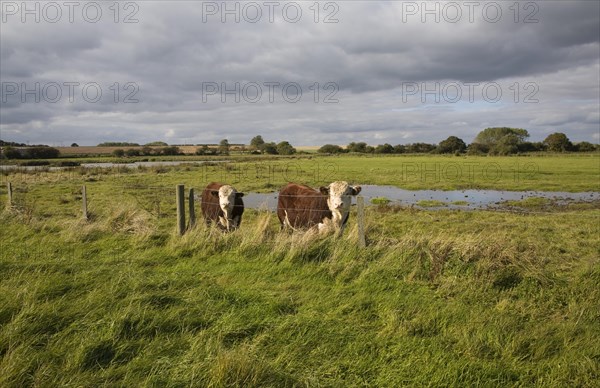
[0,154,599,386]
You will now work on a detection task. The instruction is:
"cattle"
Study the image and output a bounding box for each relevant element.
[201,182,244,231]
[277,181,361,233]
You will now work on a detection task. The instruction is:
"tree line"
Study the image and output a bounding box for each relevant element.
[1,129,597,160]
[319,128,598,155]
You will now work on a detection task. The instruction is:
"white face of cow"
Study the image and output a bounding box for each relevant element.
[319,181,361,228]
[211,185,244,229]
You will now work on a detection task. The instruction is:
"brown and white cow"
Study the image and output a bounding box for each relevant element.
[201,182,244,231]
[277,181,361,233]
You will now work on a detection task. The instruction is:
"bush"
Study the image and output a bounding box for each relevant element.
[125,148,140,157]
[113,149,125,157]
[318,144,344,154]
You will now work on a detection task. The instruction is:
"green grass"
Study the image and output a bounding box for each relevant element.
[3,153,599,192]
[0,155,599,386]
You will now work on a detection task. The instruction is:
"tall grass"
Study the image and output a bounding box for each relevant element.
[1,193,599,386]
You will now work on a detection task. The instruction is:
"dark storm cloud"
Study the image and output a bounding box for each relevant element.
[0,0,598,145]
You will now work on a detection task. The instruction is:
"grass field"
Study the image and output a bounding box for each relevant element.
[1,154,599,386]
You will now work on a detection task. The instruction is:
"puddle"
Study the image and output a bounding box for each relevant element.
[240,185,600,211]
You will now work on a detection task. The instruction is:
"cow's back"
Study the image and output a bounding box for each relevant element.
[277,183,330,228]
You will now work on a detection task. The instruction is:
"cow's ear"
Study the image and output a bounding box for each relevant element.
[236,192,244,198]
[351,186,362,196]
[319,186,329,195]
[210,190,219,197]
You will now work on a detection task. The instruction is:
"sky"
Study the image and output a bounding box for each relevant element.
[1,0,599,146]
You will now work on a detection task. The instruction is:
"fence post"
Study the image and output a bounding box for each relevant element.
[82,185,88,220]
[188,188,196,229]
[176,184,186,235]
[357,195,366,248]
[7,182,12,207]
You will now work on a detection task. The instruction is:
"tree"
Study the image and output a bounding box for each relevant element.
[263,142,278,155]
[490,134,520,155]
[466,142,489,155]
[405,143,436,153]
[543,132,572,152]
[473,127,529,147]
[160,146,180,156]
[250,135,265,153]
[71,143,79,147]
[113,149,125,157]
[318,144,344,154]
[437,136,467,154]
[374,143,394,154]
[574,141,596,152]
[3,146,22,159]
[125,148,140,157]
[276,141,296,155]
[347,142,368,153]
[141,146,154,156]
[24,146,60,159]
[219,139,230,155]
[145,141,168,146]
[393,144,406,154]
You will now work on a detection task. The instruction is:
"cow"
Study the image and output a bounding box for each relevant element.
[277,181,361,233]
[201,182,244,231]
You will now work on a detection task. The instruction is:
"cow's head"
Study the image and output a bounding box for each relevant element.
[210,185,244,229]
[319,181,361,228]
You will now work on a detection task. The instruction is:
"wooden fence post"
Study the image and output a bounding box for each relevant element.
[188,188,196,229]
[82,185,88,220]
[7,182,12,207]
[176,184,186,235]
[357,195,366,248]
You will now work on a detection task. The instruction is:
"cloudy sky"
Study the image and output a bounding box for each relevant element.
[1,0,599,146]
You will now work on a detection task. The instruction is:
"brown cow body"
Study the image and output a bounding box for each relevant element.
[201,182,244,231]
[277,181,361,232]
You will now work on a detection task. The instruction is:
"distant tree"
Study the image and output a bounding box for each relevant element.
[473,127,529,148]
[490,134,520,155]
[250,135,265,153]
[71,143,79,147]
[406,143,436,153]
[125,148,140,157]
[263,142,278,155]
[24,146,60,159]
[113,149,125,157]
[160,146,181,156]
[574,141,596,152]
[144,141,168,146]
[436,136,467,154]
[98,142,140,147]
[543,132,573,152]
[318,144,344,154]
[219,139,230,155]
[347,142,368,153]
[393,144,406,154]
[276,141,296,155]
[3,146,22,159]
[141,146,154,156]
[466,143,489,155]
[374,143,394,154]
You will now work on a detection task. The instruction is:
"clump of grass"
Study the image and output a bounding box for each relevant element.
[370,197,391,205]
[504,197,550,209]
[416,200,447,207]
[451,200,469,206]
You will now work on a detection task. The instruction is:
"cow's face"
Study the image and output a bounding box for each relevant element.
[319,181,361,225]
[211,185,244,227]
